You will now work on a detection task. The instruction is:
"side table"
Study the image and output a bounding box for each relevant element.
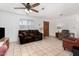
[55,32,60,38]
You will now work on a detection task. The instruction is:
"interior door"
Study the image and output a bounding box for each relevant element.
[43,21,49,37]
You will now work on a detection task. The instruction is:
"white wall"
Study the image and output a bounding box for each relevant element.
[0,10,57,42]
[0,11,43,42]
[45,19,57,36]
[2,9,79,42]
[75,14,79,37]
[53,14,79,38]
[0,11,19,42]
[1,10,79,43]
[46,14,79,38]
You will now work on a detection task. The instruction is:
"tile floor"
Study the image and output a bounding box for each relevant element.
[5,36,73,56]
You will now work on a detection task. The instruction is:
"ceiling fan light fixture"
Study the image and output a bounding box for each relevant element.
[29,10,32,12]
[25,9,29,13]
[25,9,32,13]
[14,3,40,13]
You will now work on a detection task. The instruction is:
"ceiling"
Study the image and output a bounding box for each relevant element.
[0,3,79,19]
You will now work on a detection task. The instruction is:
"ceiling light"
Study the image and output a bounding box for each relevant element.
[29,10,32,12]
[25,9,32,13]
[25,9,29,13]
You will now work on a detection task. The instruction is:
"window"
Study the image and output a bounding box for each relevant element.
[19,19,38,30]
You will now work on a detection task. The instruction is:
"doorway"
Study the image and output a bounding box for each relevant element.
[43,21,49,37]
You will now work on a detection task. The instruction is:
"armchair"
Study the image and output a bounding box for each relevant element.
[63,38,79,50]
[0,38,9,56]
[57,30,74,40]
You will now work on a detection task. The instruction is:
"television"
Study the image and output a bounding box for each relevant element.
[0,27,5,39]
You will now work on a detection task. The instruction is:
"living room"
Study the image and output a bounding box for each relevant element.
[0,3,79,56]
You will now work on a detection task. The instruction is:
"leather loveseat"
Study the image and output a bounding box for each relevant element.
[18,30,42,44]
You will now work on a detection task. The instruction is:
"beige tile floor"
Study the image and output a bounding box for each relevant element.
[5,36,73,56]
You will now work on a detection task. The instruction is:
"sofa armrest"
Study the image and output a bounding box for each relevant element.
[19,34,23,37]
[18,34,24,38]
[0,38,9,49]
[37,32,42,35]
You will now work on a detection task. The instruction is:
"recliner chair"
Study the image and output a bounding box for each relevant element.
[58,30,71,40]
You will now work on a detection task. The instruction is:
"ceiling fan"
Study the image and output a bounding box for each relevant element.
[14,3,40,13]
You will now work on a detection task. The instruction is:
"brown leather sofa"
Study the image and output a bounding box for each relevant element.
[18,30,42,44]
[63,38,79,50]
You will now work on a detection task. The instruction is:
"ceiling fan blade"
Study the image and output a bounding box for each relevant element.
[22,3,31,10]
[14,7,26,9]
[31,9,39,13]
[22,3,27,7]
[31,3,40,8]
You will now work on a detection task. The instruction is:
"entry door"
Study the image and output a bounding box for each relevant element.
[43,21,49,37]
